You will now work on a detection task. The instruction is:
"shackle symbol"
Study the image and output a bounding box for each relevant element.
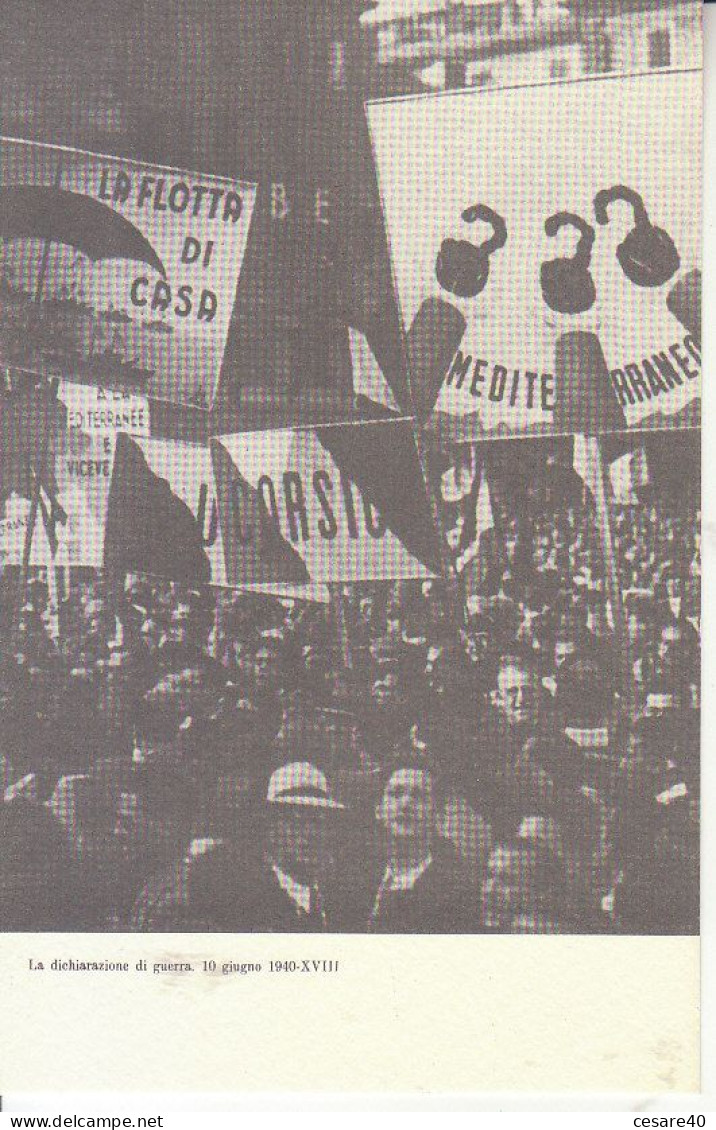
[540,211,597,315]
[435,203,507,299]
[593,185,680,288]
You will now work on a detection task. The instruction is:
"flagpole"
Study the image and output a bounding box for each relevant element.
[398,298,470,638]
[331,582,353,679]
[413,426,469,641]
[14,376,61,646]
[13,154,65,646]
[590,435,636,744]
[212,588,222,662]
[46,563,60,643]
[58,564,70,648]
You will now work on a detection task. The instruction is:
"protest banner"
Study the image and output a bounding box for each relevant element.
[56,382,151,439]
[0,137,257,409]
[104,433,226,586]
[212,418,444,585]
[368,69,701,438]
[0,377,112,568]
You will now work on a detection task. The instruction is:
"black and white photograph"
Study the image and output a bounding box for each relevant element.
[0,0,704,1101]
[0,425,699,934]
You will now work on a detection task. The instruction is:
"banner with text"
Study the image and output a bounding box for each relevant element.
[0,380,112,567]
[0,138,257,409]
[368,70,701,439]
[213,419,443,584]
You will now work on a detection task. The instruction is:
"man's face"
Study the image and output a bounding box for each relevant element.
[268,806,335,883]
[166,604,192,646]
[554,638,576,669]
[253,644,279,689]
[494,661,537,728]
[359,597,374,623]
[481,845,538,927]
[659,623,682,660]
[112,788,185,865]
[371,662,402,708]
[376,769,434,846]
[141,617,164,653]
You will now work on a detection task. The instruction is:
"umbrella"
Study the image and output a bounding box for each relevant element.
[0,186,166,278]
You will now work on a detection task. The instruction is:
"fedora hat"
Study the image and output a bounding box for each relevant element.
[266,761,344,810]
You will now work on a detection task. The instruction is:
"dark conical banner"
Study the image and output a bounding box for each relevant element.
[104,433,224,585]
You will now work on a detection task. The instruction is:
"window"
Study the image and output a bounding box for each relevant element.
[583,25,613,74]
[648,29,671,69]
[549,57,569,80]
[468,68,492,87]
[462,4,503,37]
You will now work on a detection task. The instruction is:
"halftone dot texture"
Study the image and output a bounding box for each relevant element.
[368,62,701,440]
[0,138,258,411]
[0,0,702,934]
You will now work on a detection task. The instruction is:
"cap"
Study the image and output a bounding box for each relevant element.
[266,761,344,810]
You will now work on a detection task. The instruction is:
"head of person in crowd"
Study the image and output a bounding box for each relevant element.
[397,713,436,774]
[167,589,214,649]
[247,632,285,695]
[516,567,560,617]
[139,608,169,655]
[554,656,615,737]
[488,648,542,733]
[22,577,50,620]
[648,621,698,712]
[133,664,240,774]
[162,600,195,649]
[424,640,486,713]
[119,580,149,637]
[625,597,650,651]
[658,565,683,603]
[368,652,407,713]
[301,642,332,697]
[481,839,568,932]
[265,761,345,886]
[375,765,437,865]
[132,673,203,773]
[99,764,197,877]
[0,798,81,930]
[549,609,591,671]
[656,614,698,664]
[482,593,524,649]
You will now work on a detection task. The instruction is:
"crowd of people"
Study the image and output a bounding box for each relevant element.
[435,434,700,715]
[0,493,699,933]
